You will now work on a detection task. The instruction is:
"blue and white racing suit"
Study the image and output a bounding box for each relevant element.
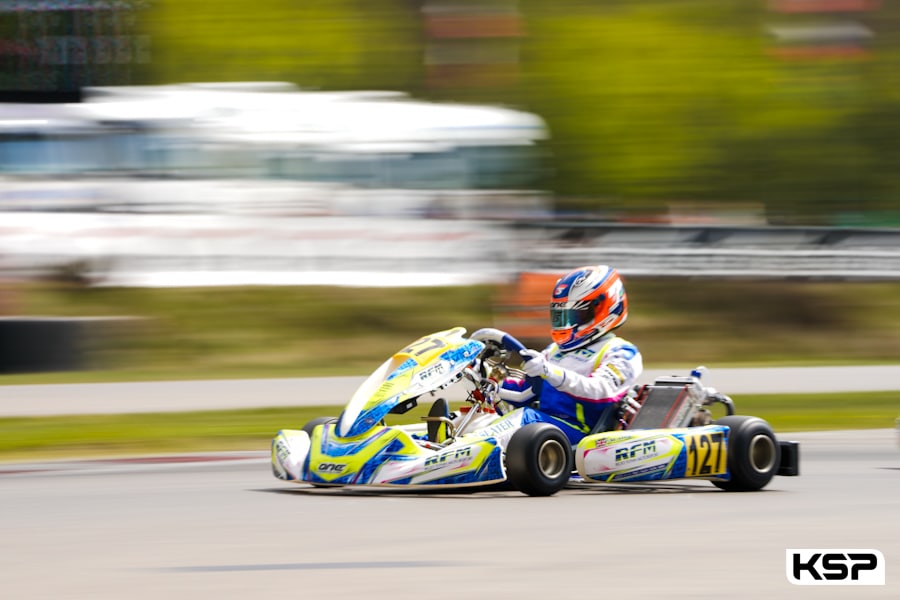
[501,333,643,444]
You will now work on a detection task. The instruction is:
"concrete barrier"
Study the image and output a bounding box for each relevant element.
[0,317,136,374]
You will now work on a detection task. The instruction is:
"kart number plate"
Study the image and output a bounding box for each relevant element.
[684,430,726,477]
[401,335,451,364]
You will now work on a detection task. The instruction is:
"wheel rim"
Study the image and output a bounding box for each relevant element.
[748,434,777,473]
[537,439,567,479]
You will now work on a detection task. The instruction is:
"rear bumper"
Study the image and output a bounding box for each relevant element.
[778,441,800,476]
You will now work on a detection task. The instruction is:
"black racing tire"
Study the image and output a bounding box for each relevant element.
[713,415,781,492]
[302,416,338,438]
[506,423,573,497]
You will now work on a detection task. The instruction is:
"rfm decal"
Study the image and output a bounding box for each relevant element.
[615,440,656,462]
[424,447,472,468]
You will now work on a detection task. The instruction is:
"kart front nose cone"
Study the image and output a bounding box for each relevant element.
[271,430,311,481]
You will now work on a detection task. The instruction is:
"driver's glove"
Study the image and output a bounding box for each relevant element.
[520,349,566,388]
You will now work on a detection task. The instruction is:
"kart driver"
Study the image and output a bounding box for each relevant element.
[500,265,643,444]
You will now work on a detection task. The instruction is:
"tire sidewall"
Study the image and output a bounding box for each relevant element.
[716,415,780,492]
[506,423,573,496]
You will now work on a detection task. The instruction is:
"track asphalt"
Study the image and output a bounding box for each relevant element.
[2,429,897,599]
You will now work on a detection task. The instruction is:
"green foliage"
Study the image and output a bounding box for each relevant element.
[0,402,438,460]
[139,0,421,91]
[519,1,900,217]
[625,279,900,366]
[0,391,895,461]
[4,280,900,385]
[133,0,900,219]
[7,283,496,380]
[728,391,900,431]
[523,2,767,202]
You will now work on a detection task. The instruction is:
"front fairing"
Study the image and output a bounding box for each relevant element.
[336,327,485,438]
[305,422,506,487]
[274,327,532,489]
[302,407,537,487]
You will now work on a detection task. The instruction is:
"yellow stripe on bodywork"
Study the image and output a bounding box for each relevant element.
[308,424,421,483]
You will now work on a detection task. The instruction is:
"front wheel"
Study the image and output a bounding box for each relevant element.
[506,423,573,497]
[713,415,780,492]
[302,416,338,438]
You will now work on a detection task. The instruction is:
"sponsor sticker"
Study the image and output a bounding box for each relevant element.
[424,446,473,469]
[274,439,291,462]
[683,430,726,477]
[415,361,447,385]
[582,434,677,475]
[786,549,885,586]
[317,462,346,474]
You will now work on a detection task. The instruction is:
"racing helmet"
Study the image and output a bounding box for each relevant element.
[549,265,628,350]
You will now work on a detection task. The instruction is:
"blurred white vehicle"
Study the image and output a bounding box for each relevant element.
[0,82,550,219]
[0,83,549,285]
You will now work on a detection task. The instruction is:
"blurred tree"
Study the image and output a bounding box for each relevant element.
[138,0,422,91]
[520,1,775,213]
[519,0,900,222]
[133,0,900,223]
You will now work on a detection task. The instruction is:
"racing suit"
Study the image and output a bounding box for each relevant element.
[501,332,643,444]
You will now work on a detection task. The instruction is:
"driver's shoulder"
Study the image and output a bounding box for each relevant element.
[584,334,640,367]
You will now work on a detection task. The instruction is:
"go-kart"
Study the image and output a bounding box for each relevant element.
[271,327,800,496]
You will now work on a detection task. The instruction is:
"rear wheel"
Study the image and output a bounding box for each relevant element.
[506,423,573,497]
[713,415,780,492]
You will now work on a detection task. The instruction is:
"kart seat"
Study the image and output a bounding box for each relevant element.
[588,402,622,435]
[426,397,451,443]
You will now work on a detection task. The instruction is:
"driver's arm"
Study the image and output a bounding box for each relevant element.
[523,341,643,402]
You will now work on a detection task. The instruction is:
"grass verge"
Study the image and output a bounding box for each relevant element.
[1,391,896,463]
[3,279,900,384]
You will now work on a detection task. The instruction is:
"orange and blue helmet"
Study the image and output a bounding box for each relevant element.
[550,265,628,350]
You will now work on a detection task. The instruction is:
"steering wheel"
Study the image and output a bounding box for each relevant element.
[470,327,527,357]
[469,328,541,392]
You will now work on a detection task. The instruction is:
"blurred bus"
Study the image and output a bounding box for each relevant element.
[0,83,550,218]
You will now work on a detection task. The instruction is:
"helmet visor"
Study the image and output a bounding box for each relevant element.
[550,302,594,329]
